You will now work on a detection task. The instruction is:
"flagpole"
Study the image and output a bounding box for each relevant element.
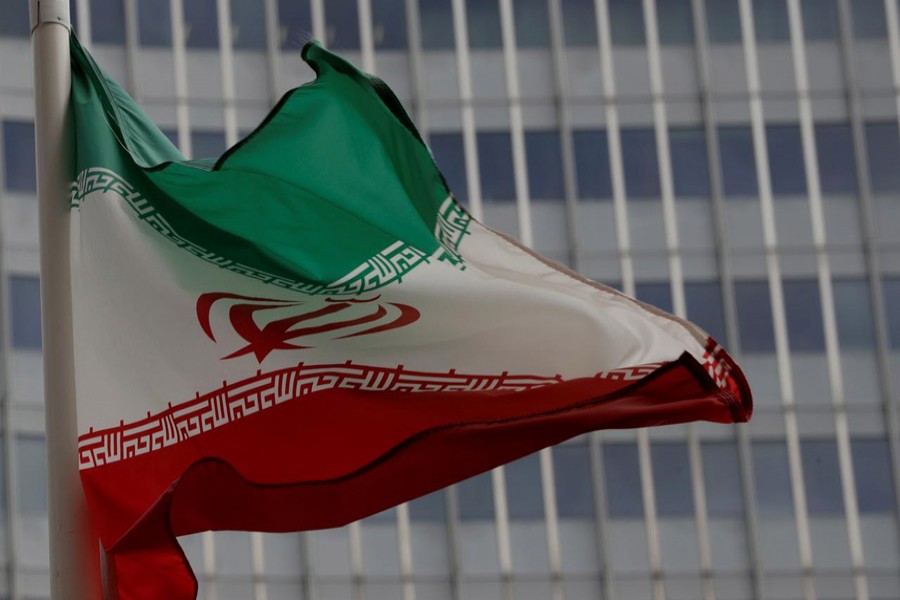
[30,1,103,598]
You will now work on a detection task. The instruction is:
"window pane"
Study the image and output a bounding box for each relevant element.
[657,0,694,45]
[621,128,660,198]
[753,441,794,517]
[457,471,495,520]
[815,123,857,195]
[670,126,711,198]
[784,279,825,352]
[702,442,745,517]
[685,281,727,344]
[373,0,408,49]
[91,0,126,44]
[0,0,30,37]
[573,129,612,199]
[525,130,564,200]
[429,132,468,202]
[553,444,595,518]
[409,489,447,522]
[467,0,502,49]
[10,276,42,350]
[505,453,544,520]
[477,131,516,202]
[735,280,775,353]
[191,131,227,160]
[232,0,267,49]
[851,438,896,513]
[420,0,455,50]
[753,0,789,41]
[325,0,360,50]
[766,124,806,196]
[17,436,48,514]
[2,120,36,193]
[833,278,876,349]
[885,277,900,349]
[609,0,646,45]
[138,0,172,46]
[603,443,644,518]
[802,0,838,40]
[801,440,844,516]
[562,0,597,46]
[278,0,312,50]
[515,0,550,48]
[706,0,741,43]
[852,0,887,39]
[718,126,757,197]
[652,442,694,517]
[636,282,673,314]
[865,121,900,193]
[184,0,219,48]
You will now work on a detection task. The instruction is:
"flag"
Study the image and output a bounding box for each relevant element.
[67,33,751,599]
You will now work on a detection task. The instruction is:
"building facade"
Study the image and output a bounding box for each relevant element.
[3,0,900,599]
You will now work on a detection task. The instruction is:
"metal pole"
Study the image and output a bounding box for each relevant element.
[29,1,103,598]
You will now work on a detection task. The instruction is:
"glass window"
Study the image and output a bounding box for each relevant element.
[735,280,775,353]
[515,0,550,48]
[718,126,758,197]
[191,131,227,160]
[2,120,36,193]
[0,0,30,37]
[603,442,644,518]
[138,0,172,46]
[419,0,455,50]
[752,441,794,517]
[753,0,789,41]
[161,128,180,151]
[635,282,673,314]
[852,0,887,39]
[366,506,396,523]
[184,0,219,48]
[784,279,825,352]
[409,489,447,521]
[429,132,468,202]
[573,129,612,200]
[457,471,495,520]
[670,126,711,198]
[231,0,267,49]
[833,278,876,349]
[702,442,745,517]
[766,124,806,196]
[553,444,595,518]
[278,0,312,50]
[865,121,900,193]
[505,453,544,520]
[467,0,502,49]
[477,131,516,202]
[802,0,838,41]
[851,438,896,513]
[685,281,727,344]
[17,436,48,514]
[561,0,597,46]
[801,439,844,516]
[10,276,42,350]
[91,0,126,44]
[657,0,694,45]
[373,0,408,49]
[885,277,900,349]
[324,0,360,49]
[651,442,694,517]
[609,0,646,45]
[525,130,565,200]
[621,128,660,198]
[706,0,741,43]
[815,123,857,195]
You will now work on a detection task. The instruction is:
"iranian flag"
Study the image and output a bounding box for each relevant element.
[67,34,751,599]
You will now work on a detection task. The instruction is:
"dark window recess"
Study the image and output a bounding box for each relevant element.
[467,0,502,49]
[783,279,825,352]
[718,126,757,197]
[573,129,613,199]
[621,128,660,198]
[802,0,838,40]
[2,120,36,193]
[753,441,794,517]
[409,489,447,521]
[603,442,645,518]
[884,277,900,349]
[685,281,728,344]
[753,0,789,41]
[10,276,42,350]
[766,124,806,196]
[184,0,219,48]
[657,0,695,45]
[635,282,673,314]
[457,471,495,520]
[801,440,844,516]
[278,0,313,50]
[815,123,857,195]
[833,278,876,349]
[419,0,455,50]
[553,444,595,518]
[735,280,775,353]
[366,506,396,523]
[505,453,545,520]
[477,131,516,202]
[652,442,695,517]
[429,132,468,202]
[325,0,360,49]
[231,0,267,49]
[161,129,180,152]
[138,0,172,46]
[865,122,900,193]
[91,0,126,44]
[670,126,711,198]
[191,131,227,160]
[851,438,896,513]
[705,0,742,43]
[373,0,408,49]
[525,130,565,200]
[852,0,887,39]
[702,442,745,517]
[561,0,598,46]
[515,0,550,48]
[0,0,30,37]
[609,0,646,45]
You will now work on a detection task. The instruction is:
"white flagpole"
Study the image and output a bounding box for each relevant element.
[29,1,103,598]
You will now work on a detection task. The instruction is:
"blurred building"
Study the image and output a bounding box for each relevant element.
[3,0,900,599]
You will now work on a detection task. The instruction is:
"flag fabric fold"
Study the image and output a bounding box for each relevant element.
[67,33,750,599]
